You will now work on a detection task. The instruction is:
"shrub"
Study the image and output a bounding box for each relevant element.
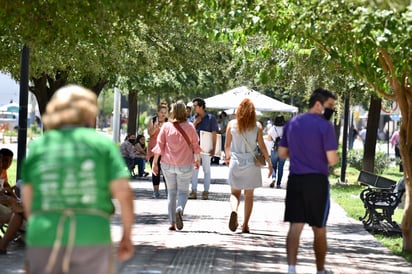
[347,149,390,174]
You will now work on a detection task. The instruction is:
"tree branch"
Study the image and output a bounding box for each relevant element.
[378,48,401,93]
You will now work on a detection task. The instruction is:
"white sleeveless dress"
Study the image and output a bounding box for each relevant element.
[227,121,263,189]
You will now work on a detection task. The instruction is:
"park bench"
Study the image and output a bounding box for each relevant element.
[358,170,405,236]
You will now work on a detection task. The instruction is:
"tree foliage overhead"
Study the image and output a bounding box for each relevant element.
[0,0,235,113]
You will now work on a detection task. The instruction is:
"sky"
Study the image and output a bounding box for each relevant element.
[0,73,19,105]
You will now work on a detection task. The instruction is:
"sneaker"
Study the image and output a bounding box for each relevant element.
[228,211,238,232]
[201,191,209,200]
[188,190,197,199]
[152,191,160,198]
[276,184,281,189]
[176,209,183,230]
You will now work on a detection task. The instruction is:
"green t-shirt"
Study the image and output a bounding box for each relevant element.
[22,127,130,246]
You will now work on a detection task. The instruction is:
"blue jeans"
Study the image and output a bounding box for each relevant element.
[271,149,286,185]
[162,163,193,224]
[134,158,146,176]
[191,153,211,192]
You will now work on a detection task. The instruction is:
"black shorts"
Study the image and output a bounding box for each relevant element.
[284,174,330,227]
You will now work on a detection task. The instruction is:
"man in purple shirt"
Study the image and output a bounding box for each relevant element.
[278,88,339,274]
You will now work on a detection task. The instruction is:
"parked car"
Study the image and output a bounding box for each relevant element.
[0,111,19,130]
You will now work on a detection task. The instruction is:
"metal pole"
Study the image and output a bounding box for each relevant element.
[340,94,350,183]
[112,87,121,143]
[16,45,29,180]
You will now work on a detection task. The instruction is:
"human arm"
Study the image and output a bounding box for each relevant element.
[278,146,289,159]
[224,121,232,164]
[110,178,134,261]
[147,117,161,136]
[152,153,160,176]
[135,143,146,158]
[210,131,217,156]
[1,183,18,200]
[257,124,273,178]
[193,115,201,127]
[21,184,33,218]
[326,150,339,166]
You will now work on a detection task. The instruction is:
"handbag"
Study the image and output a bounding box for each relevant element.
[241,133,266,167]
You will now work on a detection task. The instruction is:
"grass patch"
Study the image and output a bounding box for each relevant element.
[330,165,411,262]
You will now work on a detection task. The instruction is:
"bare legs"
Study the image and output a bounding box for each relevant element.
[312,226,327,271]
[286,223,304,266]
[286,223,327,272]
[0,213,24,252]
[230,188,254,231]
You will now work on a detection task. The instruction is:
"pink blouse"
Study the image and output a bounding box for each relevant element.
[152,121,201,166]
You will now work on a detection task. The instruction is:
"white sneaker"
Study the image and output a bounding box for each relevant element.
[317,270,333,274]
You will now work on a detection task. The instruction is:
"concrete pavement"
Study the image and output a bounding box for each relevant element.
[1,165,411,273]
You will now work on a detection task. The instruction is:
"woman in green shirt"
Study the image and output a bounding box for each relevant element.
[22,85,134,274]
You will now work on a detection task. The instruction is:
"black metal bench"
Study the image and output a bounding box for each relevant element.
[358,170,405,236]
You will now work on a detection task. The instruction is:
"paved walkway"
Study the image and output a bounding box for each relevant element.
[1,165,411,273]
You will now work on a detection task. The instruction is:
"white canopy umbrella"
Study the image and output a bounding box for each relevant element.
[200,86,298,113]
[223,108,263,116]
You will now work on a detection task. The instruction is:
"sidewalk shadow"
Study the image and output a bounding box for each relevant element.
[118,243,288,274]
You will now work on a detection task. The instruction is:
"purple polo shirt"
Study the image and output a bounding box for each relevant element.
[279,113,338,176]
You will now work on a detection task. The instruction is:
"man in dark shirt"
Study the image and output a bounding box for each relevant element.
[189,98,219,200]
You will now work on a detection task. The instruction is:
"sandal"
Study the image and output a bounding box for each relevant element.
[242,225,250,233]
[229,211,238,232]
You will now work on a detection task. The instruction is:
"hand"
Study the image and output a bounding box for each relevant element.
[267,165,274,178]
[152,164,158,176]
[194,160,200,169]
[117,236,134,261]
[194,116,202,126]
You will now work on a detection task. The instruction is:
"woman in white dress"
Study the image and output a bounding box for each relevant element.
[224,98,273,233]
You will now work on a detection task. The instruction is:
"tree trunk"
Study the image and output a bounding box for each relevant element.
[31,72,107,115]
[128,92,138,135]
[362,94,381,173]
[91,79,108,97]
[397,84,412,254]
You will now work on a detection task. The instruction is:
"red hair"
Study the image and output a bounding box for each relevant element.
[236,98,257,133]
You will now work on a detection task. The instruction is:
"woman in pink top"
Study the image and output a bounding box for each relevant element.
[152,100,201,231]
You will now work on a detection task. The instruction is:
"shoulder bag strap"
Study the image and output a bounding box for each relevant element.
[240,132,257,161]
[173,122,193,150]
